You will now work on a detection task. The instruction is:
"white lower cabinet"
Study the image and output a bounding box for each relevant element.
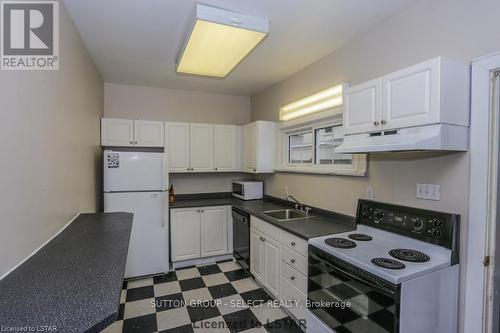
[171,206,230,262]
[250,228,264,282]
[263,235,280,297]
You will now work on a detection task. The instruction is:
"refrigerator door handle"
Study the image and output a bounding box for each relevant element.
[162,215,165,228]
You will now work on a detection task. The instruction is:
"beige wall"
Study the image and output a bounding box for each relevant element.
[0,3,103,278]
[104,83,251,125]
[104,83,252,194]
[251,0,500,330]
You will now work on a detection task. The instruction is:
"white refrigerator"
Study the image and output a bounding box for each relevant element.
[103,150,169,278]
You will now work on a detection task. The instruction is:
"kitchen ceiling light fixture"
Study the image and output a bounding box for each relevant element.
[176,4,269,78]
[280,84,345,121]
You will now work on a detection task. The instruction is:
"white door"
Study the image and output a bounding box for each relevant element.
[263,236,280,297]
[200,206,228,257]
[190,123,214,172]
[344,78,383,135]
[244,123,257,173]
[101,118,134,146]
[170,208,201,261]
[134,120,164,147]
[166,122,190,172]
[250,228,263,282]
[104,192,168,278]
[103,151,164,192]
[382,58,440,130]
[214,125,238,171]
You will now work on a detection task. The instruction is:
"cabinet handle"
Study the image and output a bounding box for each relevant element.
[134,141,138,144]
[253,168,256,172]
[290,276,295,281]
[214,167,218,171]
[260,236,265,241]
[291,259,296,263]
[381,120,387,125]
[373,121,380,126]
[291,241,296,246]
[129,141,133,144]
[200,210,204,213]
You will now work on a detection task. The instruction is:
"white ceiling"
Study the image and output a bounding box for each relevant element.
[63,0,419,96]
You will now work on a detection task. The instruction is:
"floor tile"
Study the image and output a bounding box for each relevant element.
[225,269,251,282]
[203,273,231,287]
[192,316,231,333]
[153,272,177,284]
[249,304,288,325]
[177,267,202,280]
[126,285,155,302]
[154,281,181,297]
[239,288,273,307]
[124,298,155,319]
[118,303,125,320]
[122,281,128,290]
[217,294,248,316]
[179,277,206,292]
[101,320,123,333]
[231,278,260,294]
[123,313,158,333]
[183,287,213,304]
[198,264,223,276]
[160,323,194,333]
[264,317,304,332]
[218,261,242,273]
[127,277,153,289]
[155,293,185,312]
[209,283,238,299]
[241,327,268,333]
[120,290,127,304]
[187,302,221,322]
[156,306,191,331]
[223,308,261,333]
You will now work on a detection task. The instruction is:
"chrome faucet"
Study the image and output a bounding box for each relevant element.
[286,195,312,216]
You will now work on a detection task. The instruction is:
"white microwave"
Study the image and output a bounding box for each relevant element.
[232,181,263,200]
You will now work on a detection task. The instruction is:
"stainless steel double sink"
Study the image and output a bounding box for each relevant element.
[262,209,315,221]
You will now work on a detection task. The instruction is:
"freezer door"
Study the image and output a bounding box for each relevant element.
[104,191,169,278]
[104,151,166,192]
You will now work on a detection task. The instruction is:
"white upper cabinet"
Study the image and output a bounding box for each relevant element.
[165,122,191,172]
[214,125,241,172]
[134,120,164,147]
[243,121,276,174]
[344,57,469,135]
[101,118,164,147]
[189,123,214,172]
[101,118,134,146]
[344,78,382,135]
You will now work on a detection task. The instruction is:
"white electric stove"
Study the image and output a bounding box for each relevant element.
[306,200,460,333]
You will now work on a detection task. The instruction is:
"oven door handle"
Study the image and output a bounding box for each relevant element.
[309,251,396,296]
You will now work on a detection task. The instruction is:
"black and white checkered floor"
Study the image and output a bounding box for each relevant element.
[102,260,304,333]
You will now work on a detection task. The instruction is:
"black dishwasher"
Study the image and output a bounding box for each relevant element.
[232,207,250,274]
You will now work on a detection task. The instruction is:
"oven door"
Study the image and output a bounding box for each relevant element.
[308,246,400,333]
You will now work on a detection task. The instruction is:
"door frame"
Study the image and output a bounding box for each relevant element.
[465,51,500,333]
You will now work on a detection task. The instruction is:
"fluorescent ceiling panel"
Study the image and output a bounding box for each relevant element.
[280,84,344,121]
[176,4,269,78]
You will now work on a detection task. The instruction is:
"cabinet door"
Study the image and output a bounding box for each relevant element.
[101,118,134,146]
[344,78,382,135]
[382,58,440,130]
[263,236,280,298]
[190,123,214,172]
[166,122,190,172]
[243,123,257,173]
[170,208,201,261]
[250,228,264,283]
[214,125,239,171]
[134,120,164,147]
[200,206,228,257]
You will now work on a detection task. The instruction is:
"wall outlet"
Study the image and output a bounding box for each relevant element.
[366,187,374,200]
[417,183,441,201]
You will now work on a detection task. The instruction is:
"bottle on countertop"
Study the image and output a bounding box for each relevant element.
[169,185,175,204]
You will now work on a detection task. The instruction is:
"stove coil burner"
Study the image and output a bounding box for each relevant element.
[389,249,430,263]
[348,233,373,241]
[371,258,406,270]
[324,237,356,249]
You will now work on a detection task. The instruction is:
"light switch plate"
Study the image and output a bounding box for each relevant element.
[417,183,440,201]
[366,187,374,200]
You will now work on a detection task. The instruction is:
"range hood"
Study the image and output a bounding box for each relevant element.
[335,124,469,153]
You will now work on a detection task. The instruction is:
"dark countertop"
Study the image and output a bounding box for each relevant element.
[171,194,355,239]
[0,212,133,333]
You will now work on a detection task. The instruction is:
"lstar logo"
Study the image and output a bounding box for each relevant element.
[1,1,59,70]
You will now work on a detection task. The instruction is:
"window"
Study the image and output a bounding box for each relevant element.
[279,118,366,176]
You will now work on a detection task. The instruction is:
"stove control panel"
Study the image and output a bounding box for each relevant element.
[357,200,459,250]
